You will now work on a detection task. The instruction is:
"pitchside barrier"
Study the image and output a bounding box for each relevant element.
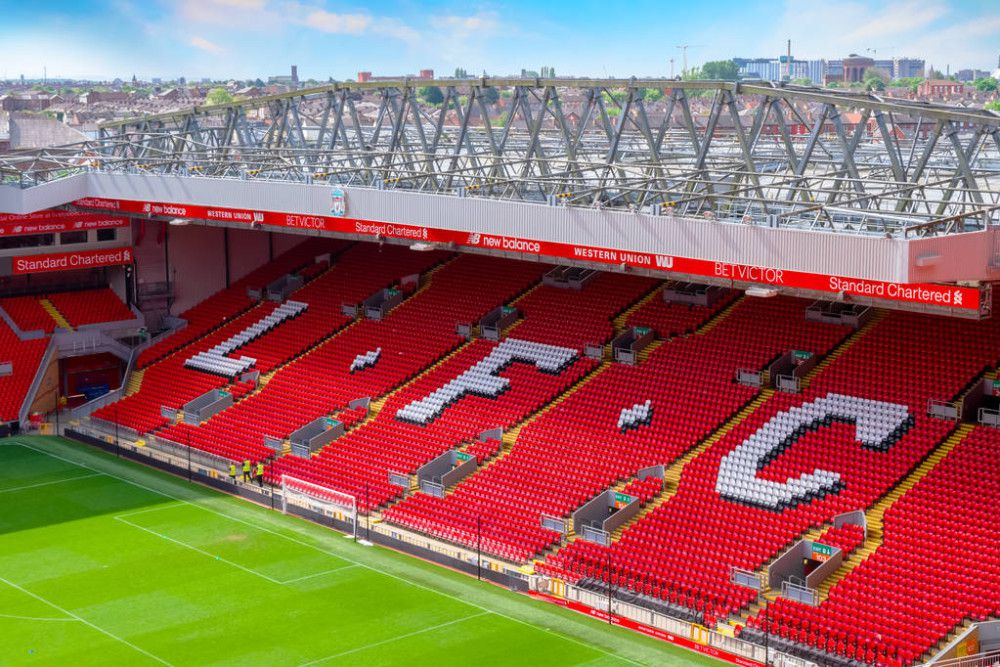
[61,426,825,667]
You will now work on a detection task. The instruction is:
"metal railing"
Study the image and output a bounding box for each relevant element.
[18,337,58,425]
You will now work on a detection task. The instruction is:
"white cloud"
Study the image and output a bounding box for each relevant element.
[846,0,949,41]
[189,36,225,54]
[765,0,998,70]
[302,10,371,34]
[176,0,279,30]
[374,18,421,43]
[430,12,500,38]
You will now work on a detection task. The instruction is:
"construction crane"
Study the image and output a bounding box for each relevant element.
[675,44,704,76]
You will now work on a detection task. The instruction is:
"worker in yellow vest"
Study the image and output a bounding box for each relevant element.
[242,459,251,483]
[228,462,237,484]
[255,461,265,487]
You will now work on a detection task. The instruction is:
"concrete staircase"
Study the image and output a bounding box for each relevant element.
[40,298,72,331]
[800,309,886,390]
[124,369,145,397]
[816,423,974,601]
[694,295,745,335]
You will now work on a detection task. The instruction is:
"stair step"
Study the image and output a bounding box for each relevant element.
[40,298,73,331]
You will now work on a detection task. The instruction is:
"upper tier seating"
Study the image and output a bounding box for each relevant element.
[385,295,852,562]
[0,295,59,333]
[547,309,1000,629]
[0,320,48,422]
[270,272,659,518]
[47,288,134,327]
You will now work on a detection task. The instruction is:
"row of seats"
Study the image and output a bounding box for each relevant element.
[46,288,134,326]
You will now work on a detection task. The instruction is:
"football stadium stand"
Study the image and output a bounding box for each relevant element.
[0,236,993,667]
[57,244,1000,664]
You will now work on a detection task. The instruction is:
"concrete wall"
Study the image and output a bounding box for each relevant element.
[167,225,226,315]
[227,227,270,285]
[28,352,59,415]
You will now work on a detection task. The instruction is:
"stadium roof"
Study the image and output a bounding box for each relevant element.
[1,78,998,239]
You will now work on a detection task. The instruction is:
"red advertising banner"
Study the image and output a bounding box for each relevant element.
[0,212,130,237]
[71,196,981,311]
[12,247,135,275]
[528,591,764,667]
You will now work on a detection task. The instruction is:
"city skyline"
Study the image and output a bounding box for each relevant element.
[0,0,997,81]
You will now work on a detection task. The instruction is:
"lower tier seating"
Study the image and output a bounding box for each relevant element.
[135,240,348,368]
[271,272,658,518]
[0,295,59,333]
[385,295,853,562]
[0,320,48,422]
[547,309,1000,629]
[749,425,1000,666]
[100,243,445,438]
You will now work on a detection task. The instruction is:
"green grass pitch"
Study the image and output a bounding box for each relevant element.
[0,436,726,666]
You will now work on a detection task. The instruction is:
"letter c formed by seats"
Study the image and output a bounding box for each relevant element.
[715,393,913,512]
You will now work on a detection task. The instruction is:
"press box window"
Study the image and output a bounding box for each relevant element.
[97,228,116,242]
[60,231,88,245]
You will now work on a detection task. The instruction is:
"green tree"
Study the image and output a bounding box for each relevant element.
[790,77,812,86]
[699,60,739,81]
[206,87,233,105]
[418,86,444,105]
[641,88,665,102]
[893,76,924,93]
[986,100,1000,112]
[863,67,887,91]
[480,86,499,105]
[973,77,998,92]
[826,81,841,88]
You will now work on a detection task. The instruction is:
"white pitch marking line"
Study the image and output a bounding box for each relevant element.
[297,612,489,666]
[0,472,102,494]
[114,504,182,520]
[0,612,80,622]
[114,516,286,585]
[114,516,358,586]
[0,574,173,666]
[279,566,360,584]
[13,442,644,667]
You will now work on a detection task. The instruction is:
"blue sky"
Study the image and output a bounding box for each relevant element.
[0,0,997,81]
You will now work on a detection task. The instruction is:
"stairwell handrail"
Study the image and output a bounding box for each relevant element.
[19,336,58,425]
